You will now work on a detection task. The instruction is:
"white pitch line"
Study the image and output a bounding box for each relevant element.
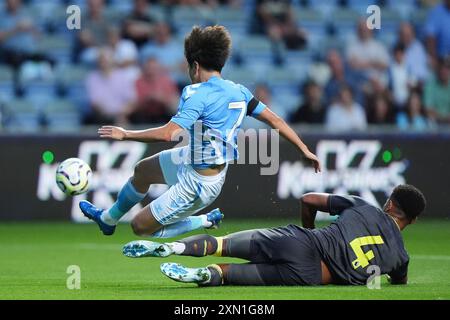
[411,255,450,261]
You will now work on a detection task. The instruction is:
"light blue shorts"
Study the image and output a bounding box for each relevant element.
[150,147,227,225]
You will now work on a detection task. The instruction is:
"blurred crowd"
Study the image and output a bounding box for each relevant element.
[0,0,449,132]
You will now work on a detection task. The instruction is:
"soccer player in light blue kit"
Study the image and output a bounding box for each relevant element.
[80,26,321,241]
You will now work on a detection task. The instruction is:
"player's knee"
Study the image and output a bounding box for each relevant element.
[131,219,148,236]
[133,160,146,179]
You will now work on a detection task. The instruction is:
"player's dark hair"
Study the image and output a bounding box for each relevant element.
[184,25,231,72]
[390,184,426,220]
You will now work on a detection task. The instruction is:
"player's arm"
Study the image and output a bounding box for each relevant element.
[98,121,183,143]
[98,86,202,143]
[256,108,321,173]
[300,193,330,229]
[387,261,409,285]
[300,193,361,229]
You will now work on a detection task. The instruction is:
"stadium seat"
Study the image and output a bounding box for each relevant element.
[213,6,248,34]
[147,5,167,22]
[19,89,54,121]
[64,0,87,8]
[66,84,89,116]
[43,7,72,35]
[384,0,416,19]
[305,0,339,18]
[3,98,41,131]
[379,8,403,33]
[316,35,346,52]
[411,8,430,34]
[36,35,73,64]
[377,30,397,48]
[56,65,89,87]
[222,66,261,88]
[172,6,215,35]
[21,80,56,101]
[331,8,361,34]
[266,66,306,87]
[346,0,376,13]
[280,49,313,71]
[293,7,325,32]
[0,65,14,82]
[44,98,81,130]
[235,36,275,65]
[273,92,302,118]
[54,65,89,114]
[292,8,326,50]
[384,0,417,17]
[103,6,126,25]
[108,0,134,12]
[0,66,16,101]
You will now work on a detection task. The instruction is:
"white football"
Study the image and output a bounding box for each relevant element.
[56,158,92,196]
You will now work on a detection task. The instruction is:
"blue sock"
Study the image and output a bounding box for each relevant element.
[151,216,205,239]
[102,179,146,225]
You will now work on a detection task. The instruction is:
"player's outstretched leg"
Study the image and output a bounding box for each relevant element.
[160,263,269,286]
[123,227,255,259]
[150,208,224,238]
[123,240,175,258]
[123,233,220,258]
[79,155,164,236]
[160,263,222,286]
[79,200,116,236]
[129,204,224,239]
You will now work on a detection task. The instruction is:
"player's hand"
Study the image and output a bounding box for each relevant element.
[98,126,128,140]
[303,151,321,173]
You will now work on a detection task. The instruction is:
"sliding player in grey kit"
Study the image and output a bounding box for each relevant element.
[123,184,425,287]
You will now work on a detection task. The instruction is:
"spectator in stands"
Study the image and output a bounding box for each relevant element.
[107,26,140,83]
[424,58,450,123]
[346,19,389,86]
[325,85,367,132]
[397,90,433,131]
[389,43,411,110]
[290,80,326,124]
[77,0,110,65]
[367,94,395,125]
[251,0,307,50]
[140,22,185,76]
[424,0,450,61]
[324,49,360,105]
[85,49,136,125]
[0,0,54,77]
[129,57,179,124]
[398,22,429,83]
[122,0,157,49]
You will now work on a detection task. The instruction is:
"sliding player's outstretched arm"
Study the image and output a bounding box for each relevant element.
[256,108,321,172]
[300,193,330,229]
[97,121,183,143]
[300,193,359,228]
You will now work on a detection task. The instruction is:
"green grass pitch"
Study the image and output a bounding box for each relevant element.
[0,219,449,300]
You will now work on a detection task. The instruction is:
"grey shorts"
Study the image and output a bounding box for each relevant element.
[250,226,323,286]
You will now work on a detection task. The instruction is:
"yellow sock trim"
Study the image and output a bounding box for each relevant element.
[213,237,224,256]
[207,264,224,284]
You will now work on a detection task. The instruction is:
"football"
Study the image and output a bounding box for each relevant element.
[55,158,92,196]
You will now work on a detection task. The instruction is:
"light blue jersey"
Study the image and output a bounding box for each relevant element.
[170,76,266,168]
